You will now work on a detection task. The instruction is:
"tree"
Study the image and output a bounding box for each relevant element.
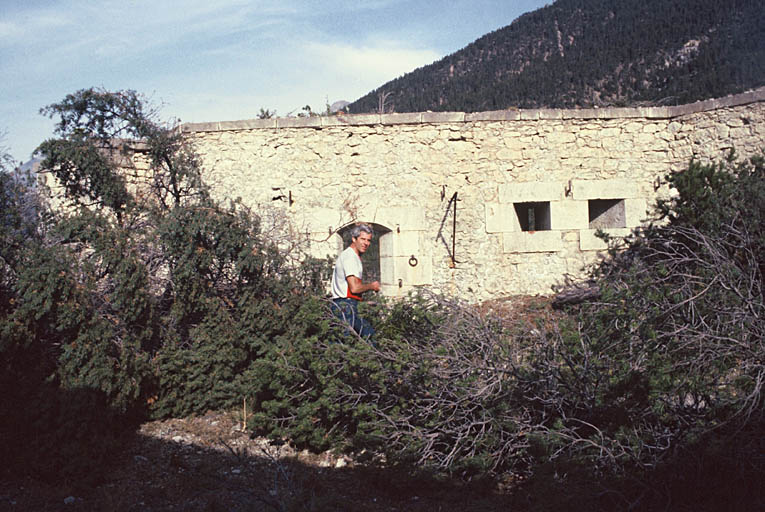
[258,107,276,119]
[34,88,332,416]
[377,91,394,114]
[0,88,333,479]
[38,88,207,215]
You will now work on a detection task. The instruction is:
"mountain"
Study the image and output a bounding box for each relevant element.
[347,0,765,113]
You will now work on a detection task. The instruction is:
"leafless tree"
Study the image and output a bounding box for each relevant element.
[377,91,394,114]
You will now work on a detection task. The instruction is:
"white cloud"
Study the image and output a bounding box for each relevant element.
[0,21,23,42]
[0,10,74,47]
[305,40,440,93]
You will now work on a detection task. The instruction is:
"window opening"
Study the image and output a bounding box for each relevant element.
[588,199,626,229]
[339,223,391,284]
[514,202,551,231]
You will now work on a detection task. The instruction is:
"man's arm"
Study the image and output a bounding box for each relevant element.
[347,275,380,294]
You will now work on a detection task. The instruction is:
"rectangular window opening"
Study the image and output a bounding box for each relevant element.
[514,202,551,232]
[588,199,626,229]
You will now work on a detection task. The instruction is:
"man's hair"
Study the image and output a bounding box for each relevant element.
[350,223,373,239]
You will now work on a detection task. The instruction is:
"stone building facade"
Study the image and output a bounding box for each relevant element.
[180,88,765,300]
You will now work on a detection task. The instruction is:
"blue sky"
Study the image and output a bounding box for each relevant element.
[1,0,550,162]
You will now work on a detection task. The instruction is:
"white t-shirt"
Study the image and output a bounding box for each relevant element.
[331,246,363,299]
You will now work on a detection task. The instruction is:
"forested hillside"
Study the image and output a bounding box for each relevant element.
[348,0,765,113]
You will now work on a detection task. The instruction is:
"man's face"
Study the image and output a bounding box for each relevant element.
[352,232,373,254]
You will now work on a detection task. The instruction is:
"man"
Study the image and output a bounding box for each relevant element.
[331,223,380,339]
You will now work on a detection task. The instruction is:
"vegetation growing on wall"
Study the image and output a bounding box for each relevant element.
[1,88,761,509]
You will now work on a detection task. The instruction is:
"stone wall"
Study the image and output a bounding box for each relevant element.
[181,88,765,300]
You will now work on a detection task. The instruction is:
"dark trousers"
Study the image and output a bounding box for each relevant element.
[331,298,375,340]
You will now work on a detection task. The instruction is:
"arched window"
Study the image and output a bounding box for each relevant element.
[338,222,392,285]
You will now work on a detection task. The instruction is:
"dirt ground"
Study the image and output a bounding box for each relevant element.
[0,410,523,511]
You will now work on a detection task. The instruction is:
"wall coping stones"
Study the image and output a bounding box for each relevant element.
[328,113,381,126]
[465,110,521,121]
[180,86,765,133]
[421,111,466,123]
[221,119,277,130]
[276,116,323,128]
[380,112,422,124]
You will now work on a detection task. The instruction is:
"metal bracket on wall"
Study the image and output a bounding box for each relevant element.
[451,192,459,267]
[436,191,461,268]
[270,187,294,206]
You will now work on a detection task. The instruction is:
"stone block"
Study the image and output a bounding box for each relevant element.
[276,117,322,128]
[496,147,521,160]
[502,231,562,253]
[597,107,639,119]
[519,109,542,120]
[394,254,433,286]
[639,107,672,119]
[465,110,521,121]
[624,198,648,227]
[380,283,415,298]
[299,208,343,234]
[537,109,564,120]
[573,108,600,119]
[380,230,421,257]
[563,231,579,243]
[338,114,382,126]
[380,253,432,286]
[571,179,638,200]
[422,112,465,123]
[320,116,350,127]
[218,119,276,130]
[181,121,221,132]
[579,228,631,251]
[380,113,422,124]
[485,203,520,233]
[375,206,426,231]
[545,131,577,144]
[550,200,589,230]
[498,181,564,203]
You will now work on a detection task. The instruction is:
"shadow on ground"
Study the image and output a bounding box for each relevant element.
[1,388,762,511]
[0,408,516,512]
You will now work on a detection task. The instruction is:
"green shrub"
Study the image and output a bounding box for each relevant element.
[246,291,540,478]
[244,295,372,451]
[520,152,765,508]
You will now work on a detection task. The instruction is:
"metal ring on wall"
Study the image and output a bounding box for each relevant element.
[409,255,418,267]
